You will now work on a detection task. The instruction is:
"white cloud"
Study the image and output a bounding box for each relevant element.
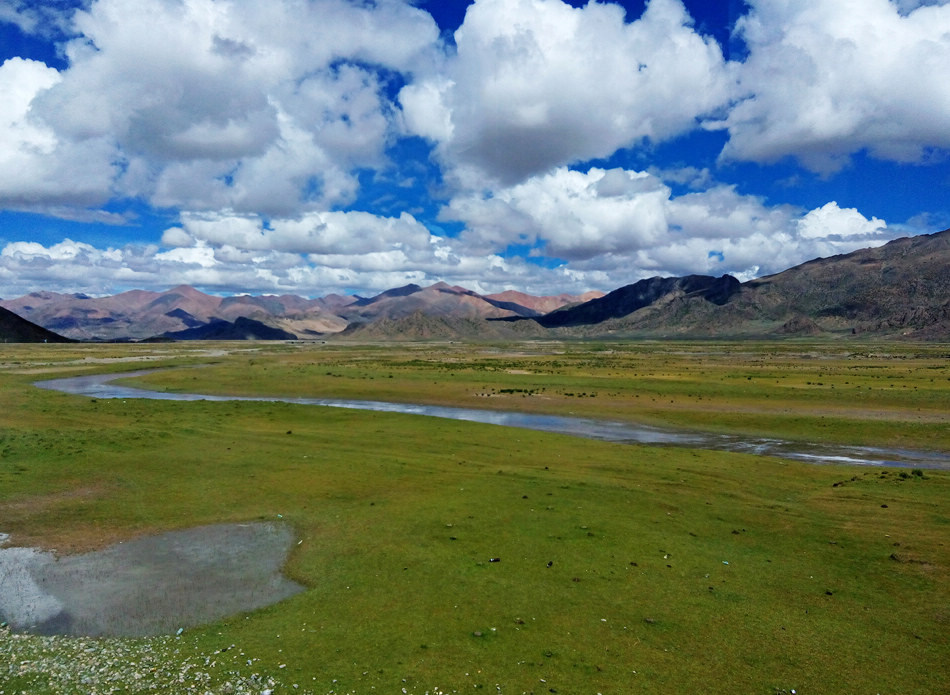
[797,202,887,240]
[0,0,440,216]
[0,57,118,210]
[401,0,732,187]
[442,165,892,281]
[718,0,950,172]
[0,0,75,37]
[170,210,434,256]
[444,168,672,259]
[0,0,940,302]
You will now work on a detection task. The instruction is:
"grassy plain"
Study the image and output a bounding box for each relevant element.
[1,340,948,694]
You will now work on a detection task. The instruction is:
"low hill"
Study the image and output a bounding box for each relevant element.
[157,316,298,341]
[0,306,73,343]
[535,275,740,328]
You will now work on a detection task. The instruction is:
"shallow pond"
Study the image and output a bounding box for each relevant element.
[37,370,950,470]
[0,522,303,637]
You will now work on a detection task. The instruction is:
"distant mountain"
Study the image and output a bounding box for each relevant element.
[0,306,73,343]
[532,229,950,339]
[158,316,298,341]
[0,285,351,341]
[0,282,595,341]
[3,230,946,341]
[341,282,542,325]
[484,289,604,315]
[737,228,950,338]
[533,275,740,328]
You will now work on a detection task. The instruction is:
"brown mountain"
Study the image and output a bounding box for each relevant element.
[484,289,605,314]
[342,282,532,323]
[336,283,600,339]
[0,286,349,341]
[0,306,73,343]
[536,229,950,339]
[533,275,740,328]
[0,282,592,341]
[3,230,946,341]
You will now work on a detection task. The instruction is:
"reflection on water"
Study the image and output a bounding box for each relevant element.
[37,370,950,470]
[0,522,303,637]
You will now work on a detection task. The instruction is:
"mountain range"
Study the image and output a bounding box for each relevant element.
[2,228,948,342]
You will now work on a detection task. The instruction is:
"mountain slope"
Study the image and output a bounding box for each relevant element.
[563,229,950,338]
[535,275,740,328]
[484,289,604,314]
[158,316,298,341]
[740,228,950,336]
[0,286,346,340]
[0,306,73,343]
[342,282,523,323]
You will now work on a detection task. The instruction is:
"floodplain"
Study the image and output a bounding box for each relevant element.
[1,340,948,694]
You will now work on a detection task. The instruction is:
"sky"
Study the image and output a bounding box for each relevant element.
[1,0,948,299]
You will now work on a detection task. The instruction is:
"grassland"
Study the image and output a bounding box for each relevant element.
[1,340,948,694]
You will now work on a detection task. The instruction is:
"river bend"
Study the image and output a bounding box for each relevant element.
[36,370,950,470]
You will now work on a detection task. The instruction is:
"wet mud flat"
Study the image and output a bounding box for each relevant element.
[0,522,303,637]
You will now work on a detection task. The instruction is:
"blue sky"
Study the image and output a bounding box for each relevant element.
[1,0,948,298]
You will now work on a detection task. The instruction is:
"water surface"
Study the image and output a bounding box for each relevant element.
[37,370,950,470]
[0,522,303,637]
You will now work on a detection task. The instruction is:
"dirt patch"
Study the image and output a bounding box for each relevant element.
[0,522,304,637]
[0,485,123,554]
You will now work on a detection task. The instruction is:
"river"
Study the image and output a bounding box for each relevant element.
[36,369,950,470]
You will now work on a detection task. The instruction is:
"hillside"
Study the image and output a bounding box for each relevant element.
[585,228,950,339]
[0,306,73,343]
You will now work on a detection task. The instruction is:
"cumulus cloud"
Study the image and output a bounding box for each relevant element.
[0,223,540,298]
[0,180,896,298]
[0,57,118,210]
[442,165,892,281]
[0,0,940,301]
[797,202,887,240]
[718,0,950,172]
[401,0,732,187]
[0,0,439,217]
[166,210,434,256]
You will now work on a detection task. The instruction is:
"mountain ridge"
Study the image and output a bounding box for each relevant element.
[1,229,947,341]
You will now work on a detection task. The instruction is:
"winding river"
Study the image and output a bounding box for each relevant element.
[37,370,950,470]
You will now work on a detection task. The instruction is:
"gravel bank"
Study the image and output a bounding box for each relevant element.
[0,626,296,694]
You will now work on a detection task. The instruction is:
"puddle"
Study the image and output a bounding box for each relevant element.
[35,370,950,469]
[0,522,303,637]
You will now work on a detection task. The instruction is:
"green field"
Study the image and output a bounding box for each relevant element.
[1,341,948,694]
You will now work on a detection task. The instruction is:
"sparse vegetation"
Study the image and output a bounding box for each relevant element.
[1,340,948,694]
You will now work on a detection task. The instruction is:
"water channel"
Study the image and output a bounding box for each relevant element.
[37,369,950,470]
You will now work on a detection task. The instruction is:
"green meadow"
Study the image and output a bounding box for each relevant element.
[1,341,948,694]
